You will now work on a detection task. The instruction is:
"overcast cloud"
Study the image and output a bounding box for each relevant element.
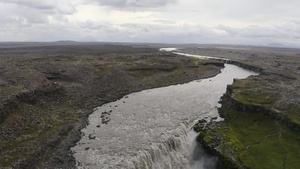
[1,0,300,47]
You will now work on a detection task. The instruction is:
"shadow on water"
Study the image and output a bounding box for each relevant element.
[188,130,219,169]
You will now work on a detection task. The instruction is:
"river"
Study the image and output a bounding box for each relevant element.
[71,50,258,169]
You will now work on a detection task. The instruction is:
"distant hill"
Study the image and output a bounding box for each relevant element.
[267,43,285,48]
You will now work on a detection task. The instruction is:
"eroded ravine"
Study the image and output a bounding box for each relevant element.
[71,52,258,169]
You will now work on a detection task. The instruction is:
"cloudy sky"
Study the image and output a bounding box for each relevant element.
[1,0,300,47]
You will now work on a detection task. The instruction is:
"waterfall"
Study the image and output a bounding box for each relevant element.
[72,51,258,169]
[130,119,196,169]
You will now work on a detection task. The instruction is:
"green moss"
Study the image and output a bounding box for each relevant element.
[188,57,202,64]
[94,67,112,77]
[211,110,300,169]
[240,135,285,169]
[229,77,299,126]
[226,111,280,146]
[286,104,300,125]
[1,151,22,167]
[94,71,106,77]
[5,126,39,149]
[232,59,261,68]
[119,60,137,64]
[1,101,77,167]
[281,125,300,169]
[127,69,157,78]
[230,79,275,107]
[234,91,274,106]
[223,126,244,151]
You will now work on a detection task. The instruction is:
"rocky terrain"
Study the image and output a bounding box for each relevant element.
[0,42,224,169]
[184,45,300,169]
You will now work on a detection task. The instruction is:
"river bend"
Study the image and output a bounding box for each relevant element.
[71,52,257,169]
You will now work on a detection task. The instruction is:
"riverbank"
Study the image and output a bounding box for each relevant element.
[185,45,300,168]
[71,63,256,168]
[0,43,224,168]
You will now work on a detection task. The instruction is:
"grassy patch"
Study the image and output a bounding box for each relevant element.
[94,67,112,77]
[188,57,203,64]
[216,77,300,168]
[286,104,300,125]
[281,125,300,169]
[226,111,279,146]
[119,60,137,64]
[240,135,284,169]
[222,126,244,151]
[230,79,275,107]
[217,110,300,168]
[235,91,274,106]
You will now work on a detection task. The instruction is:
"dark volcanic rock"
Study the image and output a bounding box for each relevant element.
[0,43,223,169]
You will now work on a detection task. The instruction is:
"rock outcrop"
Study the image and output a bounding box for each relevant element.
[186,45,300,169]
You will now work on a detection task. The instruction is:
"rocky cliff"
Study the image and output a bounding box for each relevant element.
[190,45,300,169]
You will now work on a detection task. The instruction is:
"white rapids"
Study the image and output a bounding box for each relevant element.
[71,51,258,169]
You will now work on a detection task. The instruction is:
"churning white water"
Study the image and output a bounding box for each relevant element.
[173,52,230,62]
[71,52,258,169]
[159,48,178,52]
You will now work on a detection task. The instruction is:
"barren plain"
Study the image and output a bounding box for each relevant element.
[0,43,299,169]
[0,42,223,169]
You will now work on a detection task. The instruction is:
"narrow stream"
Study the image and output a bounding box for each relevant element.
[71,51,258,169]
